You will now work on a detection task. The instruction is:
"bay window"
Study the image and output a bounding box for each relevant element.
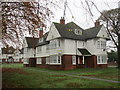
[97,56,107,64]
[37,58,42,64]
[49,55,61,64]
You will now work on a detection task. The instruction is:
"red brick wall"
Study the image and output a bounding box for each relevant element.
[62,55,76,70]
[97,64,107,68]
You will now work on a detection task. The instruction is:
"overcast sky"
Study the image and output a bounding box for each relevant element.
[50,0,119,29]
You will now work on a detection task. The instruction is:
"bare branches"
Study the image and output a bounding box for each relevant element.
[2,1,53,49]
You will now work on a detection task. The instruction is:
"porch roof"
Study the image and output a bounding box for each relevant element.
[78,48,91,56]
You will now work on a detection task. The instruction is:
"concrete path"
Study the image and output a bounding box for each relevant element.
[26,68,120,84]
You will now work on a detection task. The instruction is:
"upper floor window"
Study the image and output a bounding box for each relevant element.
[74,29,82,35]
[49,39,60,49]
[37,47,42,53]
[97,41,106,49]
[24,48,28,53]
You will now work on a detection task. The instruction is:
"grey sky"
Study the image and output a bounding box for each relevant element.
[51,0,119,29]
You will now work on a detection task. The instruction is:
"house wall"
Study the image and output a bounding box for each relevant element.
[64,39,84,55]
[46,23,61,41]
[85,38,107,55]
[24,48,35,58]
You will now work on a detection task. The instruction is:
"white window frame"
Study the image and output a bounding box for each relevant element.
[97,55,107,64]
[37,46,42,53]
[23,58,29,64]
[46,57,50,64]
[37,57,42,64]
[46,45,49,53]
[72,56,76,65]
[14,58,19,62]
[74,29,82,35]
[49,55,61,64]
[97,41,106,49]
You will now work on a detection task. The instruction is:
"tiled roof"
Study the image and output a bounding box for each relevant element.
[54,22,86,40]
[83,25,103,40]
[25,37,39,48]
[36,32,49,46]
[53,22,102,40]
[2,47,15,54]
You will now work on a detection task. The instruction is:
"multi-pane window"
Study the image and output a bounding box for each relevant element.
[49,55,61,64]
[74,29,82,35]
[23,58,29,64]
[14,58,19,62]
[46,45,49,53]
[97,56,107,64]
[37,58,42,64]
[46,57,50,64]
[37,47,42,53]
[50,40,57,49]
[24,48,28,53]
[49,39,60,49]
[97,41,106,49]
[72,56,76,65]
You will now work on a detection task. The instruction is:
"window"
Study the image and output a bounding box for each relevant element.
[24,48,28,53]
[14,58,19,62]
[46,57,50,64]
[46,45,49,53]
[23,58,29,64]
[37,47,42,53]
[50,40,57,49]
[72,56,76,65]
[37,58,42,64]
[97,41,106,49]
[75,29,82,35]
[49,55,61,64]
[58,39,60,47]
[97,56,107,64]
[97,41,100,48]
[97,56,101,63]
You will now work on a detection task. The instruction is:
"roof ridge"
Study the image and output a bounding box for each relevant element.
[85,25,103,31]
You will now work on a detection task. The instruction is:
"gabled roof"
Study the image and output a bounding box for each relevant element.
[2,47,15,54]
[83,25,103,40]
[53,22,85,40]
[36,32,49,46]
[53,22,102,40]
[25,37,39,48]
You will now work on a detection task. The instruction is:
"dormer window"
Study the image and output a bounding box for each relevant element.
[74,29,82,35]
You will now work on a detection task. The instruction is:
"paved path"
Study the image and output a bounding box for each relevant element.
[26,68,120,84]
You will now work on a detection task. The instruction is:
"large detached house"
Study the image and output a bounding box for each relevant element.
[23,18,109,70]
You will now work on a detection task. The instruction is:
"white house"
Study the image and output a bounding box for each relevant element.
[1,47,23,63]
[23,18,109,70]
[23,37,39,66]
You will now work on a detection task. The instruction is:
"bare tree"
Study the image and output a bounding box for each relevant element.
[1,2,54,49]
[80,1,120,68]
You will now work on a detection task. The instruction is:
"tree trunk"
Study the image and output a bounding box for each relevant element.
[118,35,120,68]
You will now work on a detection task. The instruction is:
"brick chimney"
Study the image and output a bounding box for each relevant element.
[60,17,65,24]
[39,27,43,38]
[95,20,100,26]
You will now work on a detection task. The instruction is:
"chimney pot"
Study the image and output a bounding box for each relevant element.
[60,17,65,24]
[39,27,43,38]
[95,20,100,26]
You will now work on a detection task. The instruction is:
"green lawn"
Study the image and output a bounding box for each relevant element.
[2,64,120,88]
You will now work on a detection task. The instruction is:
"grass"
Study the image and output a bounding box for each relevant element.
[2,63,120,88]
